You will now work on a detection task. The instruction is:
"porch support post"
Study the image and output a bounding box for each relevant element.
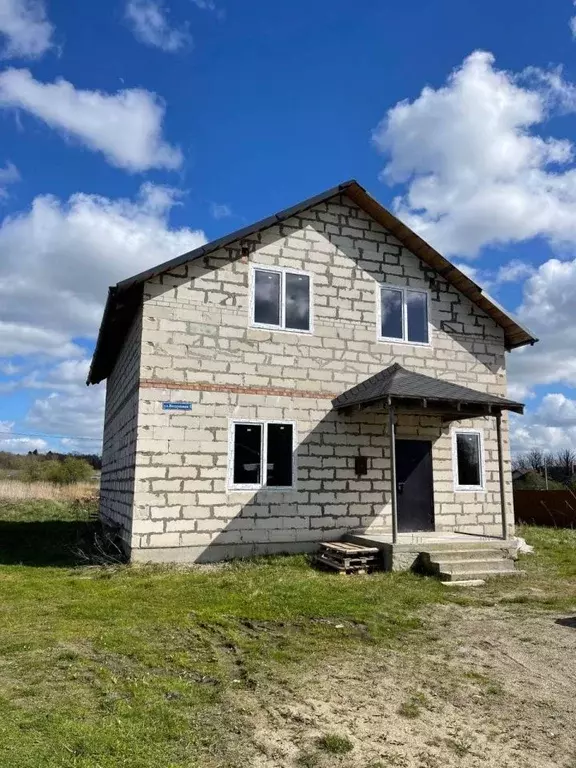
[496,411,509,541]
[388,404,398,545]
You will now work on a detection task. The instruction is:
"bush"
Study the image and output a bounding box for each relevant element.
[47,457,93,485]
[23,457,93,485]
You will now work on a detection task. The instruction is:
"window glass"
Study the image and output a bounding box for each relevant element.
[381,287,403,339]
[266,423,293,487]
[456,433,482,487]
[406,290,429,343]
[285,272,310,330]
[233,424,262,485]
[254,270,281,326]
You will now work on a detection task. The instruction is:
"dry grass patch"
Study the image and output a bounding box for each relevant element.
[0,479,98,501]
[249,606,576,767]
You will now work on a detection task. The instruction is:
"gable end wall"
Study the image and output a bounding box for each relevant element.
[126,194,513,562]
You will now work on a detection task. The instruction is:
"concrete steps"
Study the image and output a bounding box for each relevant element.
[422,548,507,562]
[419,543,521,585]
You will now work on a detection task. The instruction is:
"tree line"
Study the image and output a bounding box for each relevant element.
[0,449,101,471]
[512,449,576,489]
[0,450,101,485]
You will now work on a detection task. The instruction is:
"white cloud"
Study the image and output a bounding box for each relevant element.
[536,392,576,425]
[0,183,206,454]
[570,1,576,38]
[453,258,534,292]
[23,359,106,453]
[20,358,91,393]
[495,259,534,284]
[0,183,206,357]
[190,0,224,18]
[510,393,576,453]
[508,257,576,395]
[0,0,53,59]
[0,419,47,453]
[504,254,576,451]
[27,387,105,446]
[125,0,191,52]
[0,360,19,375]
[0,68,182,171]
[210,201,231,219]
[506,381,534,403]
[0,323,85,358]
[1,357,104,451]
[0,160,19,199]
[373,50,576,258]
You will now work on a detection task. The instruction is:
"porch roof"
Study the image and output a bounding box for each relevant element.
[332,363,524,415]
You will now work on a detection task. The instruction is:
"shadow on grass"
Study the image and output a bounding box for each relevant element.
[0,519,124,567]
[555,616,576,629]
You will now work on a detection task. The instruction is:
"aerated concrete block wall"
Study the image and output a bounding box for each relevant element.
[105,193,513,562]
[99,312,142,552]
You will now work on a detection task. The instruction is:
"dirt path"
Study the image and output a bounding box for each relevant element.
[245,606,576,767]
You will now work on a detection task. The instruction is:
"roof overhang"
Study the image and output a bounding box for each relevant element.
[87,180,538,385]
[344,184,537,353]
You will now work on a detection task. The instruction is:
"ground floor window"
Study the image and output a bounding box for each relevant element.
[453,429,484,491]
[229,421,295,490]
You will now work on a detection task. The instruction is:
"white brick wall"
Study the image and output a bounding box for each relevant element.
[102,194,515,562]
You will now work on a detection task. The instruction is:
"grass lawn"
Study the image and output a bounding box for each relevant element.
[0,500,575,767]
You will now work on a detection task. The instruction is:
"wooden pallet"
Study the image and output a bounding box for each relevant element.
[314,541,381,574]
[320,541,380,556]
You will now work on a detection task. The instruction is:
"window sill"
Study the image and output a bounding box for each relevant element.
[454,486,485,493]
[228,486,296,493]
[377,336,431,348]
[250,322,313,336]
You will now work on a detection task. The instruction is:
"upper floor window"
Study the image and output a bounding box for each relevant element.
[378,285,429,345]
[251,265,312,332]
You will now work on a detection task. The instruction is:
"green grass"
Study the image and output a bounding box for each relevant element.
[0,501,575,767]
[397,691,430,719]
[317,733,354,754]
[517,524,576,579]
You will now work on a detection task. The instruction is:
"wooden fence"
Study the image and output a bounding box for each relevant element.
[514,490,576,527]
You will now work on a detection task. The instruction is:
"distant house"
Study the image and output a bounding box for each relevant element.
[513,467,574,490]
[512,468,532,483]
[88,180,537,565]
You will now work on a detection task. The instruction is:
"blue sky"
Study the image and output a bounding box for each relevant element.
[2,0,576,454]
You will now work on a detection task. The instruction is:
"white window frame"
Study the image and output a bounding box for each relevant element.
[249,264,313,334]
[452,428,485,492]
[376,283,431,346]
[228,419,297,491]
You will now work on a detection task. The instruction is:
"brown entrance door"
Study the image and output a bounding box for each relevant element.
[395,439,434,532]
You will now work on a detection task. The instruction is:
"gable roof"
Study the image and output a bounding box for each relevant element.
[87,180,537,385]
[332,363,524,414]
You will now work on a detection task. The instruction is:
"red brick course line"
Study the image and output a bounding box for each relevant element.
[139,379,337,400]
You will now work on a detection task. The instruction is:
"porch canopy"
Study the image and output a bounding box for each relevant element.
[332,363,524,418]
[332,364,524,543]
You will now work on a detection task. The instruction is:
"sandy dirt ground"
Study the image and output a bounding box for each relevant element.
[244,605,576,767]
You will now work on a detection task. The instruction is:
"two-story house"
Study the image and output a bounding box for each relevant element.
[88,181,537,567]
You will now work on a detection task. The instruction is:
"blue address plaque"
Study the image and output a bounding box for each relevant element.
[162,401,193,411]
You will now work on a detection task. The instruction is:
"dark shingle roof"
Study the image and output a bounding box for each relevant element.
[332,363,524,414]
